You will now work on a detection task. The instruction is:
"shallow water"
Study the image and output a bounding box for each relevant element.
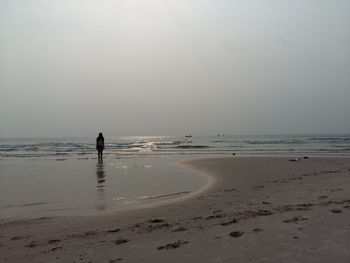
[0,156,207,219]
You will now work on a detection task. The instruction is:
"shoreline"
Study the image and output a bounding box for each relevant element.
[1,156,349,262]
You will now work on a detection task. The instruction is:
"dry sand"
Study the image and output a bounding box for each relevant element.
[0,157,349,262]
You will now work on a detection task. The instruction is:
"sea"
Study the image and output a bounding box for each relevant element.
[1,134,349,220]
[1,134,350,159]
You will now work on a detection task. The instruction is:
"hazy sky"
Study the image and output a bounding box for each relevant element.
[1,0,349,137]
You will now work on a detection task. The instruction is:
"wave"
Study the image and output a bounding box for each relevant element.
[176,145,210,149]
[210,140,240,143]
[243,139,306,145]
[307,137,350,143]
[154,141,183,146]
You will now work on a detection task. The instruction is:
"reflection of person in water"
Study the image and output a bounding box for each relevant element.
[96,132,105,160]
[96,160,106,211]
[96,160,105,184]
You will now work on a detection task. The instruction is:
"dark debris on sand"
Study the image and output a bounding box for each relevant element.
[157,240,189,250]
[11,235,30,241]
[148,219,165,224]
[131,220,172,233]
[109,258,123,263]
[207,214,226,220]
[25,241,37,248]
[252,228,263,233]
[224,188,237,192]
[318,195,328,200]
[106,228,120,233]
[243,209,273,218]
[47,239,61,244]
[283,216,308,223]
[82,231,98,238]
[330,209,343,214]
[172,227,187,232]
[114,238,129,245]
[51,246,63,251]
[296,203,314,211]
[221,219,238,226]
[147,223,172,232]
[229,231,244,238]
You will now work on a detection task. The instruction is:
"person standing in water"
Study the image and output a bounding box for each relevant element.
[96,132,105,160]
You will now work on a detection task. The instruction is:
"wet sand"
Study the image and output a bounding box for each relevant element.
[0,157,349,262]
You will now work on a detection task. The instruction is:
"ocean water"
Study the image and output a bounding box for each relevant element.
[1,134,350,159]
[1,134,349,219]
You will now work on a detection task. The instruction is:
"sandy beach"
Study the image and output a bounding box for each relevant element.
[1,157,349,263]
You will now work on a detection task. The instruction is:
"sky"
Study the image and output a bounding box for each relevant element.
[0,0,349,137]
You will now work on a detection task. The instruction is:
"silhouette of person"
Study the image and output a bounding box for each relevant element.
[96,132,105,160]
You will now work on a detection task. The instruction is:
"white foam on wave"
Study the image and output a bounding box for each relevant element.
[113,197,126,201]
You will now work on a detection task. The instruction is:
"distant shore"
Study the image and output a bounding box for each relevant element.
[1,157,349,262]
